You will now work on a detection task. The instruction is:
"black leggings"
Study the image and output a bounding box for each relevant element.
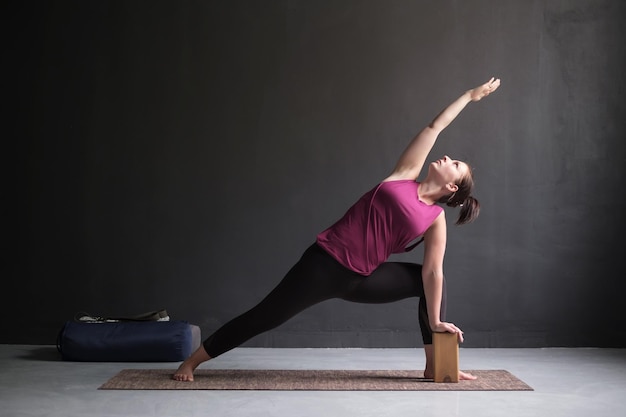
[203,243,446,358]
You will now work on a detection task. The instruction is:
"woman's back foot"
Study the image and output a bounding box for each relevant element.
[172,361,196,381]
[172,345,212,381]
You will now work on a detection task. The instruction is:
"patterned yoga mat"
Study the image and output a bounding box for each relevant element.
[99,369,533,391]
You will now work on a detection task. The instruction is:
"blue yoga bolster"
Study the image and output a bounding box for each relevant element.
[58,320,194,362]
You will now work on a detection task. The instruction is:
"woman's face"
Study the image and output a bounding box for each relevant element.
[430,155,469,188]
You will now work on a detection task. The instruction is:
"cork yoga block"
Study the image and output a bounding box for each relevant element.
[433,332,459,383]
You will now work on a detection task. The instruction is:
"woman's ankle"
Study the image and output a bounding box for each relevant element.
[187,345,211,368]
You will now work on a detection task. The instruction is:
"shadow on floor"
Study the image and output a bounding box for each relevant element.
[18,346,63,361]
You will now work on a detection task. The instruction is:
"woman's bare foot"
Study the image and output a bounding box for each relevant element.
[172,346,211,381]
[459,370,477,380]
[173,361,197,381]
[423,369,478,381]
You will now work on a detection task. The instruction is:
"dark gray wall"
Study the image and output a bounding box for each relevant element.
[8,0,626,347]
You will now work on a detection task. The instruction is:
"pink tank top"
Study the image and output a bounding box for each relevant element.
[316,180,443,276]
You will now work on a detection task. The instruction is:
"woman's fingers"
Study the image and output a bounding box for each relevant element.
[445,322,465,343]
[479,78,500,99]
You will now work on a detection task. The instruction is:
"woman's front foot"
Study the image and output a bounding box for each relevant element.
[423,368,477,381]
[459,370,477,380]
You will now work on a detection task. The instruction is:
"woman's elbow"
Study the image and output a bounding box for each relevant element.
[422,268,444,283]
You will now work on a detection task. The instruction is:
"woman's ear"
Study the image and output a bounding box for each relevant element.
[446,183,459,193]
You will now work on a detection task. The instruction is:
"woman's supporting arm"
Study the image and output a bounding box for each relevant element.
[421,212,465,338]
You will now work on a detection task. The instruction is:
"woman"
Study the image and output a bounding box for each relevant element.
[173,77,501,381]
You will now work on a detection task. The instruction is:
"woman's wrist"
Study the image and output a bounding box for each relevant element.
[430,320,442,330]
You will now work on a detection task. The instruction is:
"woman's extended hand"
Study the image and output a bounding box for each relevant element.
[469,77,501,101]
[432,321,465,343]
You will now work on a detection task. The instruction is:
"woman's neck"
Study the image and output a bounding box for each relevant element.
[418,180,445,205]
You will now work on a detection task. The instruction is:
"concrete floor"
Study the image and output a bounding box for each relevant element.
[1,345,625,417]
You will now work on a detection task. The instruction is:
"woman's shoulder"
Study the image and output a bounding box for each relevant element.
[381,173,418,183]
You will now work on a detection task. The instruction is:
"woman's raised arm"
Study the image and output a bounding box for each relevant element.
[386,77,501,181]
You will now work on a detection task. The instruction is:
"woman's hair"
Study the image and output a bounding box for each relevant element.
[437,166,480,225]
